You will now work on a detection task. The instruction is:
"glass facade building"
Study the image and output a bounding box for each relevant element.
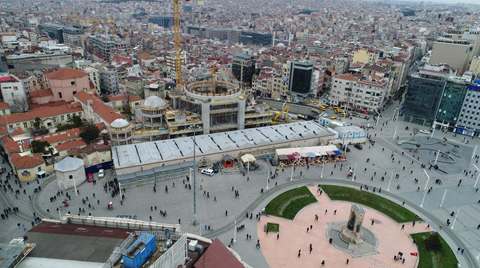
[436,79,468,126]
[288,61,313,101]
[403,71,447,126]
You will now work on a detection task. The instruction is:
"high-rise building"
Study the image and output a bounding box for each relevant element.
[100,66,119,94]
[240,31,272,46]
[403,68,449,126]
[435,78,468,129]
[455,83,480,136]
[38,23,84,45]
[0,74,28,112]
[148,16,174,28]
[232,53,255,90]
[288,60,314,101]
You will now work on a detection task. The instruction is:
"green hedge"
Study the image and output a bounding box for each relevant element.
[320,185,419,223]
[410,232,458,268]
[265,186,317,220]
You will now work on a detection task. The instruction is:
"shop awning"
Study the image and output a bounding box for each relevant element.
[326,151,336,156]
[333,150,342,155]
[287,155,295,160]
[306,152,316,158]
[278,155,289,161]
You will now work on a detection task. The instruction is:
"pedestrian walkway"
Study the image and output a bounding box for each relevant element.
[257,186,424,267]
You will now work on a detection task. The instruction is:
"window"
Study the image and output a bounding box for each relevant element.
[13,86,18,91]
[38,167,42,172]
[73,91,77,95]
[71,81,75,86]
[23,122,27,128]
[69,175,73,179]
[58,92,63,98]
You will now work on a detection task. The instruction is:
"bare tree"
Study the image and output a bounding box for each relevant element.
[412,128,419,141]
[12,97,29,113]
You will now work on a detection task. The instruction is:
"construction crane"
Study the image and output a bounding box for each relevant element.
[271,105,289,125]
[86,18,108,34]
[110,16,116,37]
[64,10,82,25]
[172,0,204,92]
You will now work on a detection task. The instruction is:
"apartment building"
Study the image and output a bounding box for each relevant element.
[330,73,389,113]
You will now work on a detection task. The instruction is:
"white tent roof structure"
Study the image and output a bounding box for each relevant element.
[240,154,256,163]
[113,121,335,169]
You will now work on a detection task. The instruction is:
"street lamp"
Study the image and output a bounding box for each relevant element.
[352,163,357,181]
[423,169,430,191]
[189,125,199,226]
[473,164,480,189]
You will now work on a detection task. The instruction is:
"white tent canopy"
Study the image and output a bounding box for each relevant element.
[241,154,256,163]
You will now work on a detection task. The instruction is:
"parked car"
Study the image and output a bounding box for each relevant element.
[365,124,374,129]
[342,145,351,152]
[354,144,363,150]
[98,169,105,178]
[212,163,219,173]
[201,169,214,176]
[419,129,430,134]
[87,173,94,182]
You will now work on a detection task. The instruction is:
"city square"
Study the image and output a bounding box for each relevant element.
[1,101,480,267]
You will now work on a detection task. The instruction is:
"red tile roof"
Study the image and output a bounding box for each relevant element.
[55,140,87,152]
[4,106,82,126]
[11,153,44,169]
[45,68,87,80]
[194,238,244,268]
[108,94,143,102]
[0,105,83,125]
[335,73,358,82]
[0,102,9,109]
[74,91,125,124]
[30,88,53,98]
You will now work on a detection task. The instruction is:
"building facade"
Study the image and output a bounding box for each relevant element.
[232,53,255,90]
[403,69,448,126]
[288,60,314,102]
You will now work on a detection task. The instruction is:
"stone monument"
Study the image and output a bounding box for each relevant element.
[340,204,365,244]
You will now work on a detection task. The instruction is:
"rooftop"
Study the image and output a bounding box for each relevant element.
[113,121,335,170]
[74,91,125,124]
[0,105,83,125]
[45,68,88,80]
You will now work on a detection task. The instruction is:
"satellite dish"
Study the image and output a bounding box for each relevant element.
[164,229,171,239]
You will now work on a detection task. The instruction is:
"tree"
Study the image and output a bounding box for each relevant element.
[101,95,110,103]
[31,140,50,154]
[68,115,83,128]
[33,117,42,130]
[412,128,419,141]
[12,97,29,113]
[79,122,100,144]
[425,232,442,252]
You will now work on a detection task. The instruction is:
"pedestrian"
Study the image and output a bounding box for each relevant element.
[225,210,228,216]
[413,221,416,227]
[325,209,327,214]
[307,227,309,233]
[309,243,313,254]
[461,249,464,255]
[298,249,301,257]
[346,259,349,265]
[371,219,374,225]
[402,258,405,264]
[277,233,279,240]
[310,224,313,230]
[334,210,337,215]
[178,218,181,224]
[401,224,405,230]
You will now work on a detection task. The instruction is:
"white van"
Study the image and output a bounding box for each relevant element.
[201,169,214,176]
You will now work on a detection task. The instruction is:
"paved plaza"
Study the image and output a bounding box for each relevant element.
[1,99,480,268]
[258,186,425,268]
